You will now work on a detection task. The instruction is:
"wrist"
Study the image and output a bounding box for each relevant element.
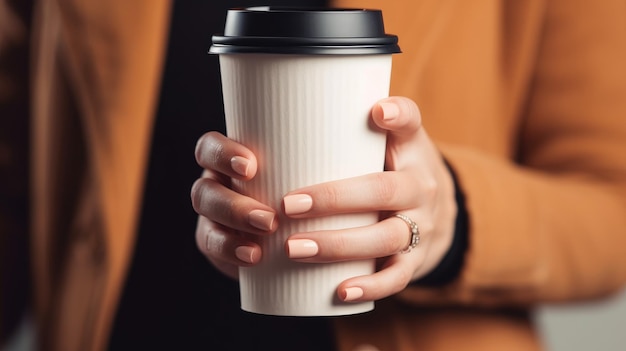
[412,160,469,287]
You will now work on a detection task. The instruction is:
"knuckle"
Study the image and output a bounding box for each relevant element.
[419,218,435,237]
[317,184,342,209]
[394,268,413,291]
[379,227,404,254]
[371,173,397,207]
[194,222,207,252]
[325,232,350,257]
[226,197,247,225]
[190,178,208,214]
[205,228,226,253]
[196,131,226,167]
[190,179,237,225]
[420,176,439,202]
[194,135,206,163]
[195,220,227,259]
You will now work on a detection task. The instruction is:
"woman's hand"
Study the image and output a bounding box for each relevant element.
[191,131,273,280]
[191,96,458,301]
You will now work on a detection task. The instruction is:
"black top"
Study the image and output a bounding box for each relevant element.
[109,1,335,350]
[209,7,401,55]
[109,1,467,349]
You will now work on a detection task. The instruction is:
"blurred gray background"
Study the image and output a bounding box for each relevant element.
[536,288,626,351]
[4,288,626,351]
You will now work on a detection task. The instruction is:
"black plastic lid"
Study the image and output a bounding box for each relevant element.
[209,7,401,55]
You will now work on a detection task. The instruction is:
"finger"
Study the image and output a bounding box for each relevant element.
[372,97,443,173]
[285,215,422,262]
[191,177,278,235]
[195,131,258,180]
[371,96,422,137]
[283,172,427,218]
[336,253,426,302]
[195,216,263,274]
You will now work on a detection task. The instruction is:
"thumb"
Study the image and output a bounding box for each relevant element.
[372,96,437,171]
[371,96,423,139]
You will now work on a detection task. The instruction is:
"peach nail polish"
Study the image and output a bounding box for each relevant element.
[342,287,364,301]
[286,239,319,259]
[283,194,313,215]
[236,246,256,263]
[379,102,399,121]
[231,156,250,177]
[248,209,275,231]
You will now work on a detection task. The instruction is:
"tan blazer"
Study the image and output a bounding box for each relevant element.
[3,0,626,350]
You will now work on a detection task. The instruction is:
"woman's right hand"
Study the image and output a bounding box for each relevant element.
[191,131,277,280]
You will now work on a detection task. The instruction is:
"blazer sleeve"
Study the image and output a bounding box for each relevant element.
[398,0,626,307]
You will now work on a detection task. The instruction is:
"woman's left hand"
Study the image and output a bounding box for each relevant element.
[283,96,458,302]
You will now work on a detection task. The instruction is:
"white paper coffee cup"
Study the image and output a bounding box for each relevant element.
[210,7,400,316]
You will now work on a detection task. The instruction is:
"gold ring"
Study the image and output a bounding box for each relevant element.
[395,214,420,254]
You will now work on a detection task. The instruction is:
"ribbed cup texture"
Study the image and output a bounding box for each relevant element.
[219,54,392,316]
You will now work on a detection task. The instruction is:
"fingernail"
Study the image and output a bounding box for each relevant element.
[283,194,313,215]
[235,246,257,264]
[379,102,399,121]
[231,156,250,177]
[286,239,319,259]
[342,287,364,302]
[248,209,275,231]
